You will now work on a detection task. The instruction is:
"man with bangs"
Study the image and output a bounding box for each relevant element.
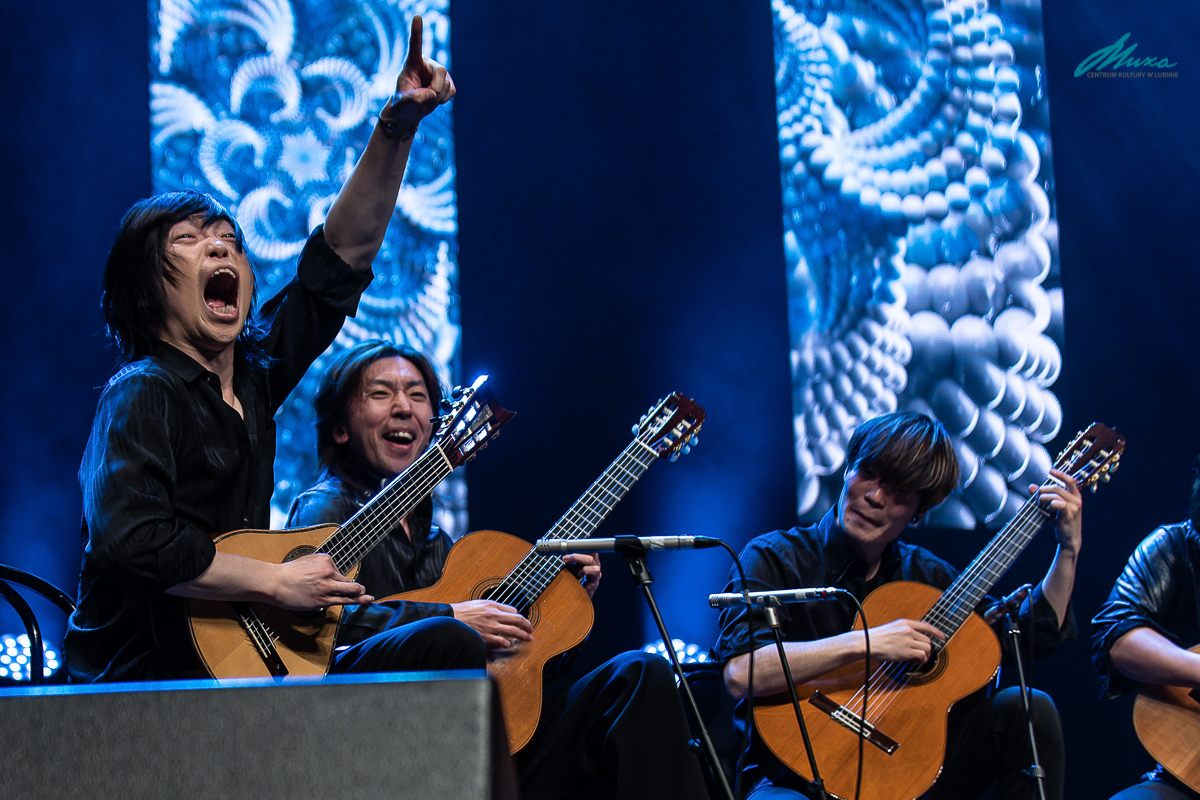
[65,16,478,683]
[713,411,1084,800]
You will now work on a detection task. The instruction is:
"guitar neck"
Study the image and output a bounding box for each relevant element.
[501,436,661,613]
[923,490,1052,641]
[320,444,454,574]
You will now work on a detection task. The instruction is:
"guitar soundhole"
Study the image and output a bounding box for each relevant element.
[900,648,948,685]
[283,546,317,563]
[476,579,540,628]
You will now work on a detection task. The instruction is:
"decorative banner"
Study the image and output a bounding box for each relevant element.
[149,0,465,533]
[773,0,1065,528]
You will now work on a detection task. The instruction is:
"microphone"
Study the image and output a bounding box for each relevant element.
[534,535,723,554]
[708,587,843,609]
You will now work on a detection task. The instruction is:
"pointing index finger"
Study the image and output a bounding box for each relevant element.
[405,14,425,72]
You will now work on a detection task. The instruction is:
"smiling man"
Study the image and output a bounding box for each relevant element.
[285,341,713,800]
[285,341,546,650]
[714,411,1084,800]
[65,16,470,683]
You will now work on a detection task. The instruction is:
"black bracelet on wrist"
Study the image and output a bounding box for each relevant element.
[377,116,418,140]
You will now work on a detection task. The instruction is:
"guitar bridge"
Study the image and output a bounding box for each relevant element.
[233,603,289,677]
[808,691,899,755]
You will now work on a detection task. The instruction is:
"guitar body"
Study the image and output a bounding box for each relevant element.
[1133,645,1200,792]
[753,581,1002,800]
[380,529,595,753]
[152,524,351,679]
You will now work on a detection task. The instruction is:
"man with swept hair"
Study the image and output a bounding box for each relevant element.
[65,16,477,682]
[713,411,1084,800]
[284,339,714,800]
[1092,454,1200,800]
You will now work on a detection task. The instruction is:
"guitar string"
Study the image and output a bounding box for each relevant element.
[500,419,693,602]
[495,428,669,603]
[239,451,449,652]
[240,420,464,652]
[841,445,1098,727]
[841,487,1052,725]
[328,445,454,568]
[488,440,659,610]
[864,468,1065,720]
[852,443,1113,726]
[488,443,653,610]
[486,442,648,608]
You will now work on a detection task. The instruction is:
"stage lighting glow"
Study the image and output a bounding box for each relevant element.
[148,0,465,534]
[644,638,710,665]
[773,0,1066,528]
[0,634,62,682]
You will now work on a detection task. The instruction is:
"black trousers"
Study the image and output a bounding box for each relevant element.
[516,650,712,800]
[748,687,1065,800]
[1109,769,1200,800]
[329,615,487,673]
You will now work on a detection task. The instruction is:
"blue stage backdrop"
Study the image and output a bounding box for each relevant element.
[148,0,467,532]
[776,0,1068,531]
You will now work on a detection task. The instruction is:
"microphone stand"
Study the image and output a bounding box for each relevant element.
[619,548,736,800]
[1003,607,1048,800]
[763,599,831,800]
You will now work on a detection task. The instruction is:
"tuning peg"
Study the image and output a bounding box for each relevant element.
[689,435,699,449]
[631,424,639,435]
[1109,460,1119,473]
[1090,483,1098,493]
[1100,472,1111,482]
[669,452,680,463]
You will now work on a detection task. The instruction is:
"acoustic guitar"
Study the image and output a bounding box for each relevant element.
[754,422,1126,800]
[151,376,514,679]
[382,392,705,752]
[1132,644,1200,793]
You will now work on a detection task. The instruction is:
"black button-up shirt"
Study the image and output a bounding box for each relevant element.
[67,227,372,683]
[713,508,1075,791]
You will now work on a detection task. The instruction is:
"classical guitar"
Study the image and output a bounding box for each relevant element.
[151,375,514,680]
[382,392,704,753]
[754,423,1126,800]
[1132,644,1200,793]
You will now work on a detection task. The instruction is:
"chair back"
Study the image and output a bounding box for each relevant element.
[0,565,76,685]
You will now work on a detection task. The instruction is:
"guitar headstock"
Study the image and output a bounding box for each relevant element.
[433,376,516,469]
[634,392,706,462]
[1053,422,1126,493]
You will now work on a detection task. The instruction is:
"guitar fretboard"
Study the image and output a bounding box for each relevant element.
[488,436,662,614]
[320,444,454,574]
[922,436,1118,646]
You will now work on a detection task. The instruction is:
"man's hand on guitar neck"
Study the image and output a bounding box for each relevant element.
[1030,467,1084,628]
[563,552,602,599]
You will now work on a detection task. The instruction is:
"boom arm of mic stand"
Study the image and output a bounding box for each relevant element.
[762,601,830,800]
[618,550,736,800]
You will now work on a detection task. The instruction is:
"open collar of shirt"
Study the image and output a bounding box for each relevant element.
[816,507,903,590]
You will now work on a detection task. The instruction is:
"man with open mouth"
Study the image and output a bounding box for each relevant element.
[286,339,714,800]
[66,15,465,685]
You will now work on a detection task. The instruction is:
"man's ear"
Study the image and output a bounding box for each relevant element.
[332,424,349,445]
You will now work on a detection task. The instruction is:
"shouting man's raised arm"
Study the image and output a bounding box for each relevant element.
[324,14,455,272]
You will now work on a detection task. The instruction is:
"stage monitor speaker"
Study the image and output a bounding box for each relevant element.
[0,670,518,800]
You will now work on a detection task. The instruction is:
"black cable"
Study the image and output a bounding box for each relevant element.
[714,538,755,800]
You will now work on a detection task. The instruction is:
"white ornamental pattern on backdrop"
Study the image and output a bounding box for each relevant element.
[776,0,1064,529]
[149,0,466,533]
